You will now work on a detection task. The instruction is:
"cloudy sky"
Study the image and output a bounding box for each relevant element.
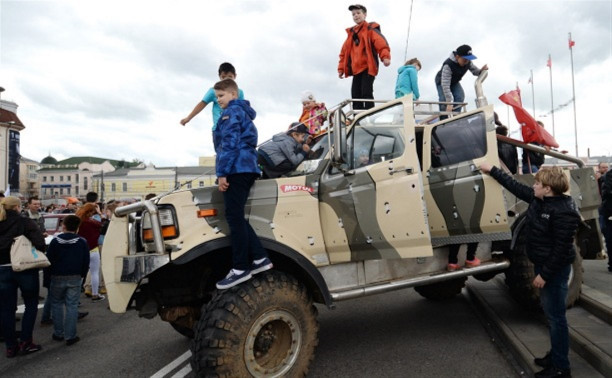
[2,0,611,166]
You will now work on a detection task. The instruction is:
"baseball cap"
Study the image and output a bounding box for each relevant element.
[348,4,367,12]
[455,44,477,60]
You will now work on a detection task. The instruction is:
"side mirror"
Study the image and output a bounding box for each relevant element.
[332,109,347,164]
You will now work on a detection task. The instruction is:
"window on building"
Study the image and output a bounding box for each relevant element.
[43,188,47,195]
[67,188,71,195]
[75,174,79,183]
[111,183,116,192]
[67,176,71,181]
[50,176,54,182]
[187,182,192,189]
[76,186,79,195]
[60,175,64,181]
[60,188,63,195]
[84,177,88,190]
[43,176,47,182]
[122,182,127,192]
[199,181,204,187]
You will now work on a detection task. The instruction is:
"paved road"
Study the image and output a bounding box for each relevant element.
[1,281,518,377]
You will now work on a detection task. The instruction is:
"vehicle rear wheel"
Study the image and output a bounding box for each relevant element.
[190,271,319,377]
[414,277,467,300]
[504,231,583,309]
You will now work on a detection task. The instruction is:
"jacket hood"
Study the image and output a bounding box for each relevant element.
[397,65,417,75]
[271,133,294,143]
[230,99,256,120]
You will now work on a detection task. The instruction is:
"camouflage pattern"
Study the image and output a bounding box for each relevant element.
[102,96,602,314]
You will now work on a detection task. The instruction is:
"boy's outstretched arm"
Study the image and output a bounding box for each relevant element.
[180,101,208,126]
[479,164,534,202]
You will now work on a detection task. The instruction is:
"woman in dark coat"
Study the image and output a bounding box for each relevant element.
[0,196,46,357]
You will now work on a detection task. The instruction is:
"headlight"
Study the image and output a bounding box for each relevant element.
[142,207,178,242]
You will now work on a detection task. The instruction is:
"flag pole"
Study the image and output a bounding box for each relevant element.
[530,69,536,118]
[569,32,578,157]
[547,53,555,137]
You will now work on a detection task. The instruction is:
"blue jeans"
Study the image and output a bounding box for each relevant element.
[223,173,268,271]
[536,264,571,370]
[50,276,82,340]
[436,82,465,114]
[0,266,40,348]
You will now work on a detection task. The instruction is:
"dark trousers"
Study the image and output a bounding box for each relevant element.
[535,264,571,370]
[0,267,39,348]
[223,173,268,271]
[448,242,478,264]
[604,217,612,270]
[351,71,376,110]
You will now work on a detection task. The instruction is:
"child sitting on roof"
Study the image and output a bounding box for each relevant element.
[299,91,328,136]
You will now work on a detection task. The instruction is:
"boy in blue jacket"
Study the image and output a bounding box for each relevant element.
[480,164,579,378]
[213,79,272,290]
[46,215,90,346]
[394,58,421,100]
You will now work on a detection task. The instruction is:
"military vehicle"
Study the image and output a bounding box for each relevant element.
[102,72,603,377]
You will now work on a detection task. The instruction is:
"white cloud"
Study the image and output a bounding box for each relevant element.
[2,0,611,165]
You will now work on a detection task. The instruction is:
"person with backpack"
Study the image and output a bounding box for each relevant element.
[338,4,391,110]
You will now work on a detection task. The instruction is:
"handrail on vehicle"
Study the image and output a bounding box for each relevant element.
[496,135,585,168]
[114,200,165,254]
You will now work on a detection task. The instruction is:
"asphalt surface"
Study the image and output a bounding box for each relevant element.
[0,281,519,377]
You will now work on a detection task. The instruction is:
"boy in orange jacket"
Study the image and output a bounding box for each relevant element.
[338,4,391,110]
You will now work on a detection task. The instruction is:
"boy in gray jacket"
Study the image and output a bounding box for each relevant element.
[257,122,312,178]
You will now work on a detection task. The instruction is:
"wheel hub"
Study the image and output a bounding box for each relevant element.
[245,309,302,377]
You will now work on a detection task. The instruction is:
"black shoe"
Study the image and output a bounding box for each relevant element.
[534,365,572,378]
[52,334,64,341]
[534,351,551,367]
[78,311,89,320]
[66,337,80,346]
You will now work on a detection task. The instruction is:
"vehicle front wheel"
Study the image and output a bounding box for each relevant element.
[190,271,319,377]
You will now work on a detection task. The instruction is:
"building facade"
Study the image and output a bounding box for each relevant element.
[19,157,40,198]
[92,164,216,201]
[0,97,25,195]
[37,156,141,200]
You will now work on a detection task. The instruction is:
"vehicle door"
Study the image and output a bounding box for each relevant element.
[319,98,432,264]
[422,106,511,245]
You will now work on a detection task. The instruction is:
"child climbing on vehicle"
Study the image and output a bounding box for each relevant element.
[258,122,312,179]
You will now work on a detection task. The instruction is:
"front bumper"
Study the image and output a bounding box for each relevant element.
[119,253,170,283]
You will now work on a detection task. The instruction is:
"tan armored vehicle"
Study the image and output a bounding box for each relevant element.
[103,74,603,377]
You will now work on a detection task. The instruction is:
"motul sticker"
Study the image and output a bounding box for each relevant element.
[280,185,314,193]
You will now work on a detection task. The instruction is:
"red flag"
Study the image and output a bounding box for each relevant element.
[568,38,575,48]
[546,56,552,68]
[499,90,559,148]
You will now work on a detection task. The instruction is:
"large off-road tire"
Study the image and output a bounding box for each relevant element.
[170,321,194,339]
[414,277,467,300]
[190,271,319,377]
[505,231,583,309]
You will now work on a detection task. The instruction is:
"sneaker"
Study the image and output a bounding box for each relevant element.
[534,351,552,367]
[66,337,80,346]
[19,340,42,354]
[84,290,92,298]
[78,311,89,320]
[99,287,107,295]
[6,346,18,358]
[465,257,481,268]
[40,319,53,326]
[91,295,106,302]
[534,365,571,378]
[216,269,252,290]
[251,257,273,275]
[52,334,64,342]
[447,263,460,272]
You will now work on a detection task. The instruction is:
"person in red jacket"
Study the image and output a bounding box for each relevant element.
[338,4,391,110]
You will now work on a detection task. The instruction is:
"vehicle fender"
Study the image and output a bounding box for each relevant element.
[171,237,334,308]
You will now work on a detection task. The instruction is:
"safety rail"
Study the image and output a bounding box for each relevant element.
[497,135,585,168]
[115,200,165,254]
